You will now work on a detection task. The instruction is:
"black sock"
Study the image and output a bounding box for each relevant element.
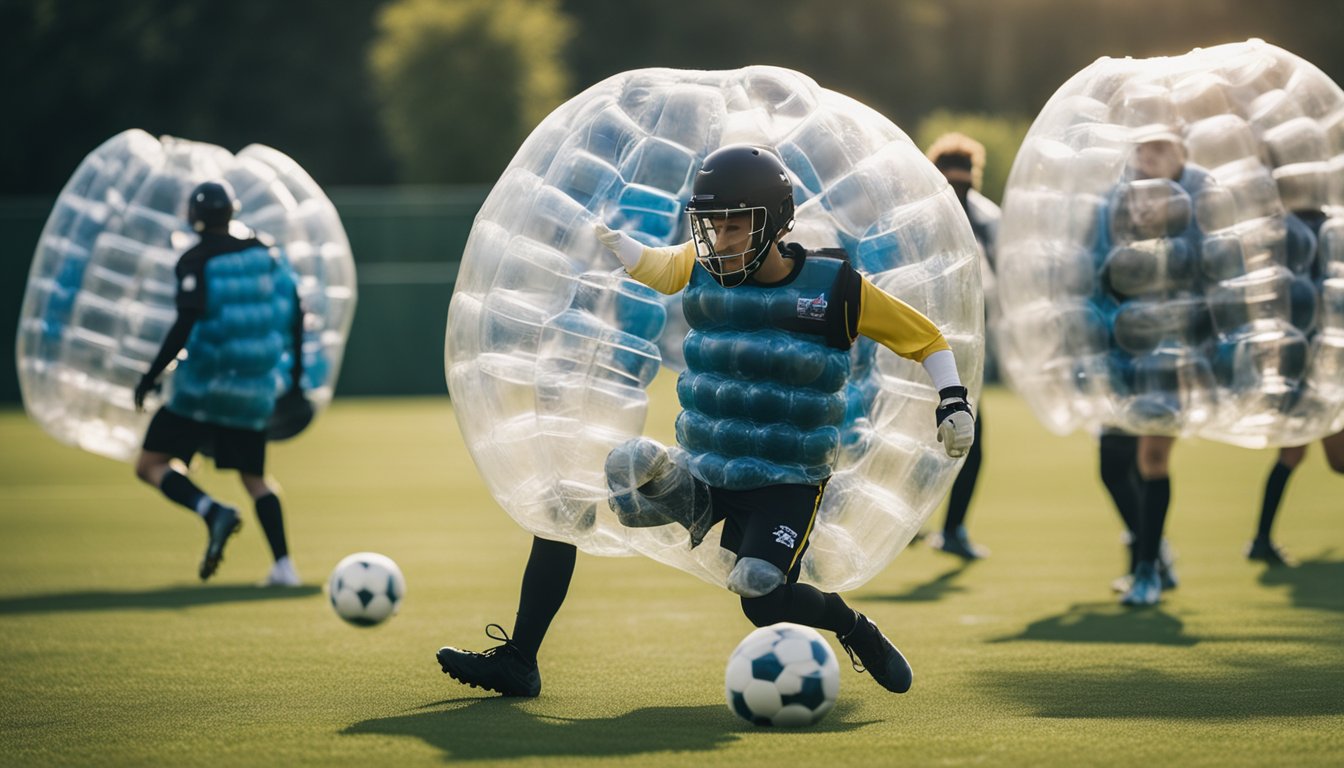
[943,414,983,532]
[1099,434,1141,535]
[159,471,207,515]
[821,592,860,636]
[254,493,288,561]
[1256,462,1294,541]
[1136,477,1171,563]
[512,537,577,662]
[740,584,857,635]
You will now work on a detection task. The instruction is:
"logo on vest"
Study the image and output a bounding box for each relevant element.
[772,525,799,549]
[797,292,828,320]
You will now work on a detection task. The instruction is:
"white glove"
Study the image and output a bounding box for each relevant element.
[935,386,976,458]
[593,222,644,270]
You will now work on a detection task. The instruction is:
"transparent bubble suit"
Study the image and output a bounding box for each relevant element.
[996,40,1344,448]
[16,129,357,460]
[445,67,982,591]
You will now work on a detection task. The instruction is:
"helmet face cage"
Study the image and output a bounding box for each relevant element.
[688,207,773,287]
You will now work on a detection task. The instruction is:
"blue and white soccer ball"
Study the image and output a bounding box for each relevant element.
[328,552,405,627]
[725,623,840,727]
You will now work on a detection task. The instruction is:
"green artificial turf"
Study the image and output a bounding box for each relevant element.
[1,384,1341,767]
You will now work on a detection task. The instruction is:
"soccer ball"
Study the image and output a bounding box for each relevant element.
[725,622,840,727]
[328,552,405,627]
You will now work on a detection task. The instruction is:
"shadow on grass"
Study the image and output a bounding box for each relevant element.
[1258,554,1344,613]
[988,602,1199,646]
[866,562,974,603]
[0,584,321,615]
[979,657,1344,719]
[343,698,874,760]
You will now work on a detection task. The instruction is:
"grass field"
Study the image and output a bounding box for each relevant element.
[1,382,1341,767]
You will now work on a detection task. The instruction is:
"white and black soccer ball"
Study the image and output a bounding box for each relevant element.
[725,622,840,727]
[328,552,405,627]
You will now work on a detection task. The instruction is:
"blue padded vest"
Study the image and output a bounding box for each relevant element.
[169,246,297,430]
[676,254,852,489]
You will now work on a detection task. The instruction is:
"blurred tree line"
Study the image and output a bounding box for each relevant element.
[3,0,1342,202]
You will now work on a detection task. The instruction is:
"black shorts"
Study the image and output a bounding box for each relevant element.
[710,481,828,583]
[142,407,267,475]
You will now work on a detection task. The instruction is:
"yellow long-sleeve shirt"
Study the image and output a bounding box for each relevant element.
[629,241,950,362]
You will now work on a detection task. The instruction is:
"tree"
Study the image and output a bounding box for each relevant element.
[0,0,392,195]
[369,0,574,183]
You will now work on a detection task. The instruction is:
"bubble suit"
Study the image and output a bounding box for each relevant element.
[446,67,982,592]
[996,40,1344,447]
[16,129,356,460]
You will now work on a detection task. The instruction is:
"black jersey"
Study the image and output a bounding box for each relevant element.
[175,232,269,313]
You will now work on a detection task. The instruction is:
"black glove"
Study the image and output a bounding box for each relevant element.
[935,386,975,458]
[134,376,159,412]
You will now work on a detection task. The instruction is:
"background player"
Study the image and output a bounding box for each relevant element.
[133,180,306,585]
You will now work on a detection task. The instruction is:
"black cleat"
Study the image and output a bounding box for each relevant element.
[837,614,913,693]
[1246,537,1296,568]
[199,504,241,581]
[436,624,541,697]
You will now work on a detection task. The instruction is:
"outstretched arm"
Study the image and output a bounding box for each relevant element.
[594,222,695,295]
[854,277,975,458]
[136,309,199,411]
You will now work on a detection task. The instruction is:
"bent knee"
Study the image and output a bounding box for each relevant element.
[740,590,787,628]
[134,459,161,485]
[726,557,785,599]
[1277,445,1307,470]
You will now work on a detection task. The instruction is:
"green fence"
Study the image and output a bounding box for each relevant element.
[0,185,489,404]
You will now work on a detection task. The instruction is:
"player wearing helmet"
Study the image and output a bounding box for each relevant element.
[922,132,999,560]
[437,145,975,698]
[133,181,308,585]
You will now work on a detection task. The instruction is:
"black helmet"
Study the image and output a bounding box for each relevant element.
[187,180,239,233]
[685,145,795,287]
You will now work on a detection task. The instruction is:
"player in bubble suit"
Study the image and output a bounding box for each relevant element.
[132,181,306,585]
[1104,130,1212,606]
[436,145,976,698]
[922,132,997,560]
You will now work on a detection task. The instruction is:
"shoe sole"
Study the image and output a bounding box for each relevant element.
[199,519,242,581]
[262,578,303,587]
[1120,593,1160,607]
[436,648,539,698]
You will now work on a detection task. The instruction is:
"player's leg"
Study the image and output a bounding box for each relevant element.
[605,437,715,546]
[1248,445,1305,567]
[1322,429,1344,474]
[727,484,912,693]
[138,408,213,513]
[1099,431,1141,583]
[931,411,987,559]
[238,470,299,585]
[218,424,294,584]
[437,536,575,697]
[1123,435,1174,606]
[138,408,239,579]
